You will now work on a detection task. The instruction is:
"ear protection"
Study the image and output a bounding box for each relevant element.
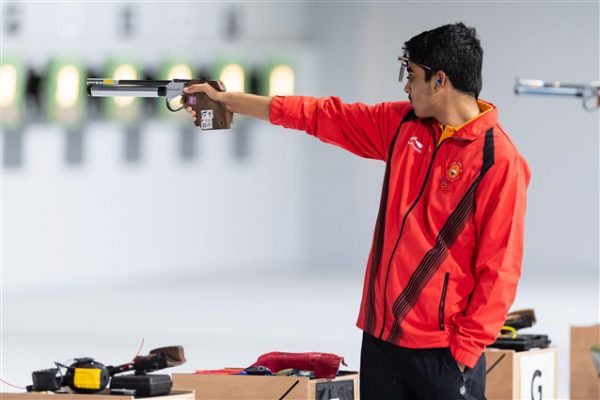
[436,79,442,86]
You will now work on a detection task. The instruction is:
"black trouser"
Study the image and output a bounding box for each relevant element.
[360,332,486,400]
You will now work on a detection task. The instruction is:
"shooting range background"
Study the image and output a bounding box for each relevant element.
[1,2,598,398]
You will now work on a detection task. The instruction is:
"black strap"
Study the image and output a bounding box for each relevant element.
[481,128,495,176]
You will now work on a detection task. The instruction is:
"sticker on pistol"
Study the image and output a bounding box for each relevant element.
[200,109,213,129]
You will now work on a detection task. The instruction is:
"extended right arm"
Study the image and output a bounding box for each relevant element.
[184,83,411,161]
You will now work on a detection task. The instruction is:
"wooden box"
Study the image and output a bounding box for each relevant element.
[485,347,557,400]
[571,325,600,399]
[173,372,358,400]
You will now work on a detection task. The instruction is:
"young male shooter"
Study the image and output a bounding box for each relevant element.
[185,23,530,400]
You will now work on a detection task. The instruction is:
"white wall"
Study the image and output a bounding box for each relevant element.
[1,1,319,292]
[1,2,598,398]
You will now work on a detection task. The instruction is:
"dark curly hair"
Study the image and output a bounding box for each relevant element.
[403,22,483,98]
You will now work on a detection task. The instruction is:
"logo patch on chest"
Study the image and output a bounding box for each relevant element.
[440,161,463,192]
[407,136,423,153]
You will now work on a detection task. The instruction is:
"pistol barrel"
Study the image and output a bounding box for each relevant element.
[88,85,163,97]
[86,79,183,98]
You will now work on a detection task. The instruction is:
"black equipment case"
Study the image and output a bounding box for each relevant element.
[110,374,172,397]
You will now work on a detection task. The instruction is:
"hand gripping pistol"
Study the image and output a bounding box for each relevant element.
[87,78,233,129]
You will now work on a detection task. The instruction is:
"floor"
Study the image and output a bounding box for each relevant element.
[1,267,598,399]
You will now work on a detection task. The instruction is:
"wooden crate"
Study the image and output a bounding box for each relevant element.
[485,347,557,400]
[173,372,358,400]
[571,325,600,399]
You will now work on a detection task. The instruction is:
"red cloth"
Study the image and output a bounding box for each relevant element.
[270,96,530,368]
[251,352,346,379]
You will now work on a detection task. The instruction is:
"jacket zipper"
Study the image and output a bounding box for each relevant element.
[378,130,440,340]
[439,272,450,330]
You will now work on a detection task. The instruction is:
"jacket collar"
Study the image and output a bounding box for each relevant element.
[428,99,498,141]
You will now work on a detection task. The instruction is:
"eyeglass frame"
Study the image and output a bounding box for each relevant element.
[398,55,433,82]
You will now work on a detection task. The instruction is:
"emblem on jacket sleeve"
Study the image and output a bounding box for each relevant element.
[440,161,463,192]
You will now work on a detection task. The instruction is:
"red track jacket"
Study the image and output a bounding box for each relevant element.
[269,96,530,368]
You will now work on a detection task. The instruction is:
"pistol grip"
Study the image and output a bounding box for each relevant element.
[182,80,233,130]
